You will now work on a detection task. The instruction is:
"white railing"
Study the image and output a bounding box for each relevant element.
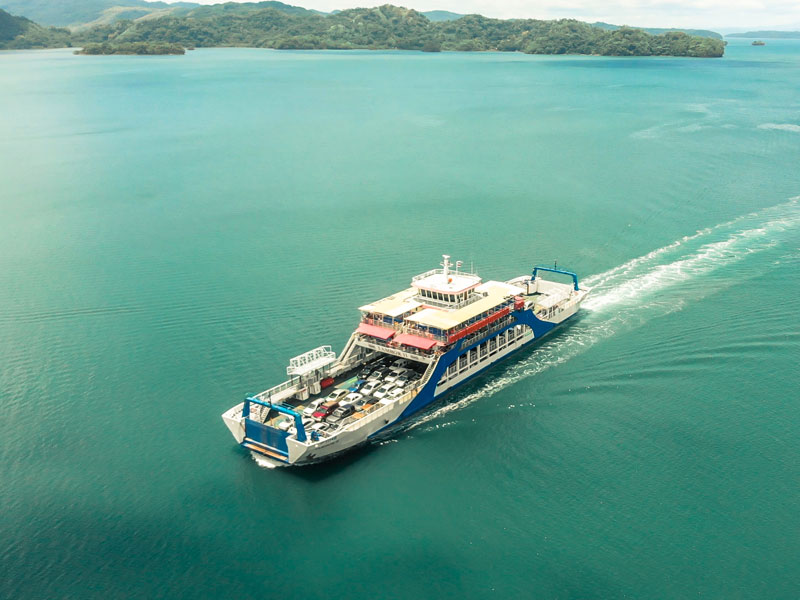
[412,292,481,311]
[254,379,297,403]
[361,317,404,331]
[457,315,515,349]
[411,267,478,283]
[286,346,336,376]
[329,354,362,377]
[356,336,437,363]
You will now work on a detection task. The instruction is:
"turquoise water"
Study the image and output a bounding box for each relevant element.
[2,39,799,598]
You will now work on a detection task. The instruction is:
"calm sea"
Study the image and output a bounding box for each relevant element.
[1,39,799,599]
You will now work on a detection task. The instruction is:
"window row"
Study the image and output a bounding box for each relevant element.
[441,326,527,382]
[418,289,468,304]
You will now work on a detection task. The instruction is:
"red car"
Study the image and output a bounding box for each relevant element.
[312,400,339,421]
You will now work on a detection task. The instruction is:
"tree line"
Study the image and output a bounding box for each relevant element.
[2,5,725,57]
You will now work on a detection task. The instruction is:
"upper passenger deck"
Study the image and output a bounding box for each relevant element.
[357,255,526,352]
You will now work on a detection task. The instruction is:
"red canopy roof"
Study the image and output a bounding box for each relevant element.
[356,323,396,340]
[394,333,438,351]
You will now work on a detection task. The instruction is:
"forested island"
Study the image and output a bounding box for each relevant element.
[77,41,186,55]
[1,4,725,57]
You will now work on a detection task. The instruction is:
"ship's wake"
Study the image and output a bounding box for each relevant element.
[404,197,800,433]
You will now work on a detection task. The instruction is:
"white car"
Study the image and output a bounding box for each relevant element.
[392,359,411,369]
[360,380,381,396]
[393,375,410,388]
[384,368,407,383]
[373,383,396,400]
[303,398,326,417]
[340,392,363,406]
[385,388,405,402]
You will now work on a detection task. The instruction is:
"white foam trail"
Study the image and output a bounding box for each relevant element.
[406,198,800,433]
[758,123,800,133]
[583,196,799,290]
[251,453,282,469]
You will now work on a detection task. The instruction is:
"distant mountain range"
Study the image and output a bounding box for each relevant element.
[727,30,800,38]
[0,0,464,28]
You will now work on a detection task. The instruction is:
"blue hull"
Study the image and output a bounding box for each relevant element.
[371,308,574,437]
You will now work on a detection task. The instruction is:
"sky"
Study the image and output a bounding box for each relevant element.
[165,0,800,30]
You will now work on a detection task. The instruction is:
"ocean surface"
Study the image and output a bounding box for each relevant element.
[1,39,799,599]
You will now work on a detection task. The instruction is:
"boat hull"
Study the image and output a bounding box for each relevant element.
[241,310,578,466]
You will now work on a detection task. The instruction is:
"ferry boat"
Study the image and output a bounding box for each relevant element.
[222,256,590,466]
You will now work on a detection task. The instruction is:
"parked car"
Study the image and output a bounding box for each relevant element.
[373,367,392,379]
[326,404,355,425]
[385,388,405,402]
[311,421,332,433]
[357,367,373,380]
[360,380,381,396]
[312,400,339,421]
[352,395,371,410]
[373,382,396,400]
[340,392,363,406]
[393,375,410,388]
[303,398,326,417]
[352,378,371,391]
[392,359,411,369]
[277,417,293,431]
[326,389,349,402]
[361,396,380,410]
[385,368,408,383]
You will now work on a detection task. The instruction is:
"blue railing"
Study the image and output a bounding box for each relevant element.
[244,396,307,443]
[532,266,580,291]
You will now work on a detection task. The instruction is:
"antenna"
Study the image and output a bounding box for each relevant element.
[441,254,451,280]
[455,260,463,274]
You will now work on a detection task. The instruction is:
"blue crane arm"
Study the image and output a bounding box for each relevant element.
[531,266,580,291]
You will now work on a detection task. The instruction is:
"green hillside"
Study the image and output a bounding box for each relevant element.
[1,3,726,57]
[591,21,723,40]
[0,7,71,48]
[71,5,725,57]
[0,0,157,27]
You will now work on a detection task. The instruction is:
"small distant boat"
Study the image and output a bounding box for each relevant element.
[752,40,766,46]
